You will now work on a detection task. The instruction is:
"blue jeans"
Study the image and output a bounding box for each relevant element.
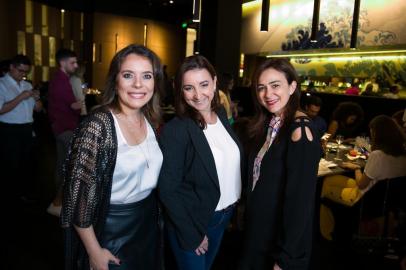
[167,206,235,270]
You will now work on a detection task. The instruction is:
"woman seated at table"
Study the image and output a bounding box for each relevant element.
[320,115,406,240]
[327,101,364,142]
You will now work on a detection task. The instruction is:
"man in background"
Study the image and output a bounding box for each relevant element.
[47,49,81,217]
[304,95,327,139]
[0,55,42,203]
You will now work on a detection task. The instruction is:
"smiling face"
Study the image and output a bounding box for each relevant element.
[116,53,154,113]
[182,68,217,114]
[257,68,297,116]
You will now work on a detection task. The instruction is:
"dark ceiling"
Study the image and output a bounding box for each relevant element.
[34,0,194,24]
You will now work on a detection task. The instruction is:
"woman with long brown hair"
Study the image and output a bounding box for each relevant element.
[240,58,321,270]
[158,55,243,270]
[61,44,163,270]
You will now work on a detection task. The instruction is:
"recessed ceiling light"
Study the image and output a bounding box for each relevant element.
[169,0,174,4]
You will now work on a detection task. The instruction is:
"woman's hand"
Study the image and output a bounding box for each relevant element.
[89,247,120,270]
[195,235,209,256]
[273,263,282,270]
[341,161,361,170]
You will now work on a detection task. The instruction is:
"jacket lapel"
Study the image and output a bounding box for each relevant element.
[186,119,220,190]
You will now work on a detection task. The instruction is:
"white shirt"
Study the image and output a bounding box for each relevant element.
[0,73,35,124]
[203,117,241,211]
[110,113,163,204]
[70,75,87,115]
[363,150,406,193]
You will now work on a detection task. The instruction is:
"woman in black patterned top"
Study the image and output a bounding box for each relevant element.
[240,58,321,270]
[60,44,163,270]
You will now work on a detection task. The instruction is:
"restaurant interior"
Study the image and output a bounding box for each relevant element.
[1,0,405,269]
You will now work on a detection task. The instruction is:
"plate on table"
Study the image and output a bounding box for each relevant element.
[326,142,351,150]
[346,153,361,160]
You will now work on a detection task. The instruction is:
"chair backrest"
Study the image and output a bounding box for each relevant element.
[385,176,406,211]
[358,175,406,237]
[360,176,406,218]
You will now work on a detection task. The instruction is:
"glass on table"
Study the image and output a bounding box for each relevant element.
[334,135,344,160]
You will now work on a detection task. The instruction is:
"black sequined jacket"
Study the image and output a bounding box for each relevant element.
[60,108,118,270]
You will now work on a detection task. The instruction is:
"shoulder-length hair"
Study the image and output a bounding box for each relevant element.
[101,44,163,128]
[174,55,221,129]
[248,58,301,141]
[369,115,406,156]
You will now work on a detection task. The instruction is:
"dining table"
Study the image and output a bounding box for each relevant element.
[317,142,367,178]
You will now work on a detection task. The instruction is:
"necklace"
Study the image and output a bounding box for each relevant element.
[115,112,151,169]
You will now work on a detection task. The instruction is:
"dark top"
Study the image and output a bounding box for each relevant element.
[311,115,327,139]
[48,69,80,135]
[335,121,359,139]
[240,116,321,270]
[158,109,244,250]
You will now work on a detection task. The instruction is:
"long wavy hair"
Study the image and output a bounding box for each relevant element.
[248,58,301,141]
[174,55,221,129]
[101,44,163,127]
[369,115,406,156]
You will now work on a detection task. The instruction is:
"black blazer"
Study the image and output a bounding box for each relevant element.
[158,109,244,250]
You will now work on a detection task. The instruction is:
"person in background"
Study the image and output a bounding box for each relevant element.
[383,85,400,99]
[0,59,10,77]
[61,44,163,270]
[218,72,237,125]
[345,81,360,96]
[320,115,406,240]
[306,81,317,93]
[327,101,364,142]
[0,54,42,203]
[362,76,379,94]
[304,95,327,139]
[360,83,376,97]
[240,58,321,270]
[47,48,81,217]
[392,109,406,134]
[69,63,87,116]
[158,55,243,270]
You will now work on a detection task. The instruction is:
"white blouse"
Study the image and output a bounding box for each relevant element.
[110,113,163,204]
[362,150,406,193]
[203,117,241,211]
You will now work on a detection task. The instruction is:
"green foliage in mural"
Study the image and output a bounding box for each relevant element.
[308,69,317,76]
[323,63,339,76]
[316,58,406,88]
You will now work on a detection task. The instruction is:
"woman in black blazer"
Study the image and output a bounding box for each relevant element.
[158,55,243,270]
[240,58,321,270]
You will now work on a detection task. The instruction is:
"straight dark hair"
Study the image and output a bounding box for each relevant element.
[100,44,163,128]
[174,55,221,129]
[56,48,77,64]
[248,58,301,141]
[369,115,406,156]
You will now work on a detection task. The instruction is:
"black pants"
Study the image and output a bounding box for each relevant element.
[0,122,35,201]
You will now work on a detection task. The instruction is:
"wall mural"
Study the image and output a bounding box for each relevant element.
[292,58,406,88]
[241,0,406,54]
[282,4,397,51]
[282,22,344,51]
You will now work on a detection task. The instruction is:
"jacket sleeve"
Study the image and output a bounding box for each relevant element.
[61,117,104,228]
[276,124,320,269]
[158,120,205,251]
